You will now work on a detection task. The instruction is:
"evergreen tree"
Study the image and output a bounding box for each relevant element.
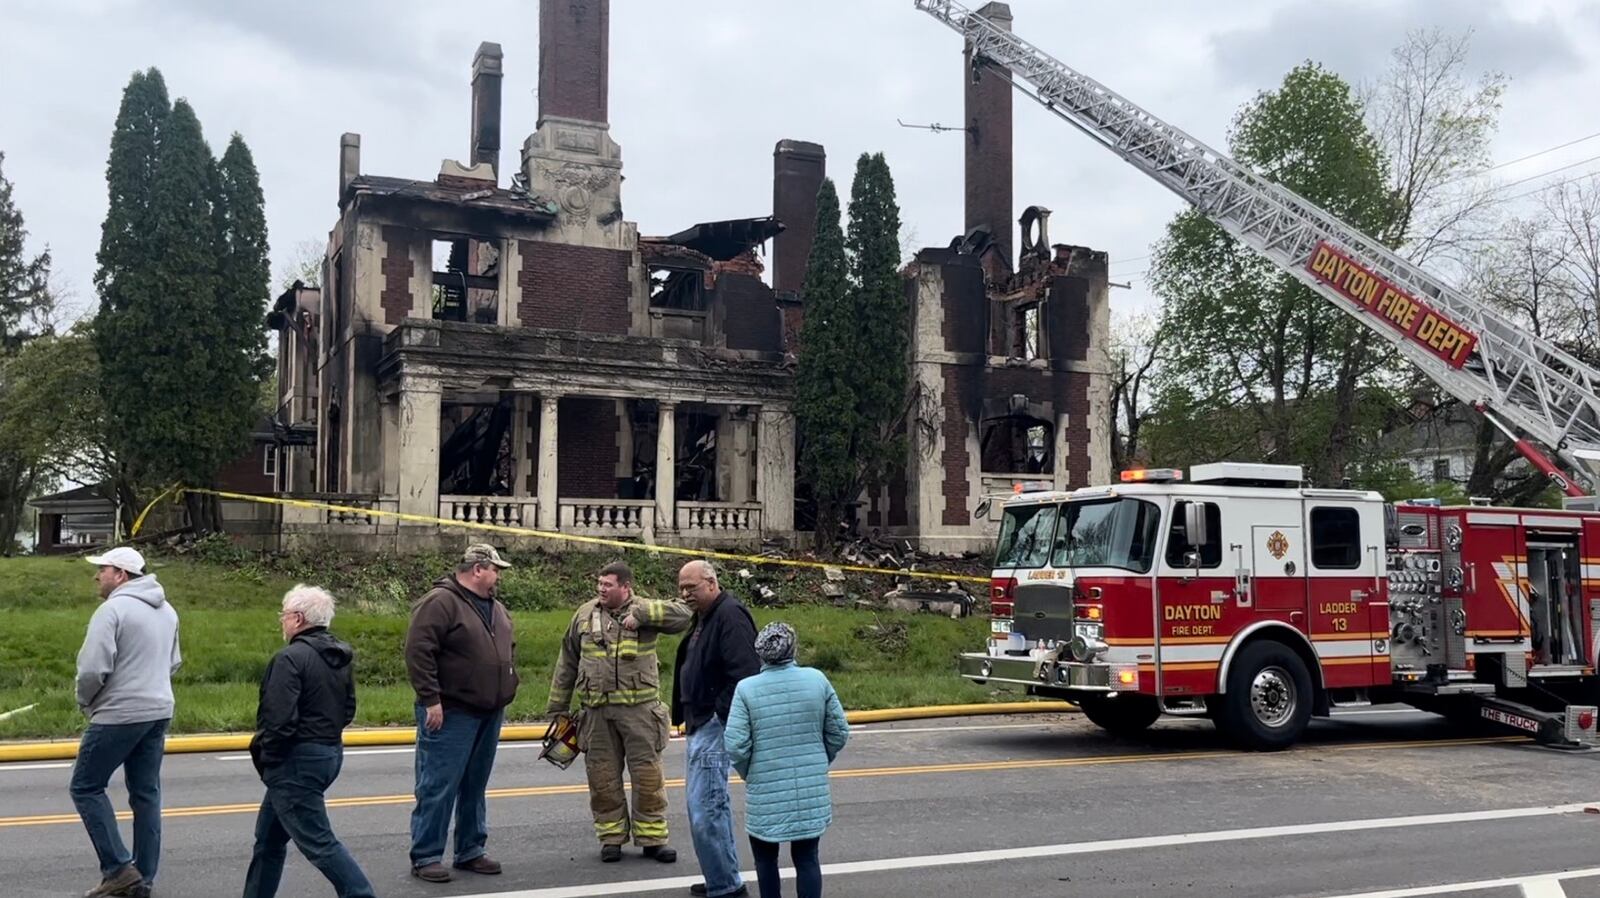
[794,178,857,549]
[0,152,54,549]
[0,152,52,351]
[845,152,907,498]
[214,134,273,444]
[94,69,170,514]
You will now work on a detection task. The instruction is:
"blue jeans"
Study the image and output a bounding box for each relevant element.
[409,705,503,868]
[70,718,169,884]
[242,743,374,898]
[686,716,744,897]
[752,836,822,898]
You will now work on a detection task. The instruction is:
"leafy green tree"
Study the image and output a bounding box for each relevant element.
[0,151,55,550]
[1149,63,1395,485]
[794,178,855,549]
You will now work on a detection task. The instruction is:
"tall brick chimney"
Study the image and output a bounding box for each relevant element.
[339,132,360,200]
[964,1,1014,272]
[772,140,826,295]
[538,0,609,125]
[471,42,503,178]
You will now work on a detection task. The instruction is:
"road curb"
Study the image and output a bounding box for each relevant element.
[0,701,1076,763]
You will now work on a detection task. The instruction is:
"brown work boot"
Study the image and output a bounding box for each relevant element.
[412,862,452,883]
[453,855,502,875]
[84,866,143,898]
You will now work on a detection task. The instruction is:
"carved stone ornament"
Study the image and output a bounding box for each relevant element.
[539,162,617,224]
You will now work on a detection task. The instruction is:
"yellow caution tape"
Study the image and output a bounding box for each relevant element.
[136,486,991,586]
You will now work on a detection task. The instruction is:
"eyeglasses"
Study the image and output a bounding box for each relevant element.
[278,610,303,620]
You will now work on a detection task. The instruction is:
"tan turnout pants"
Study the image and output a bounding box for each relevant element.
[577,701,672,846]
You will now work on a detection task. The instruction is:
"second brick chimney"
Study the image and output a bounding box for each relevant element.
[471,42,503,178]
[964,1,1014,273]
[538,0,609,125]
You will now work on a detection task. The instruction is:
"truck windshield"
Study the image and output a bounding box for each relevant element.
[1049,497,1161,573]
[995,503,1059,568]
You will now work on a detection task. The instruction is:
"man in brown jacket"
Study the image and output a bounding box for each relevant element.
[403,544,519,884]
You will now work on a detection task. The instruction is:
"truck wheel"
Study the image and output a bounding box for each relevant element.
[1216,640,1313,751]
[1078,694,1162,737]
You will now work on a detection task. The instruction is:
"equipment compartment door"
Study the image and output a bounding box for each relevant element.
[1251,513,1308,620]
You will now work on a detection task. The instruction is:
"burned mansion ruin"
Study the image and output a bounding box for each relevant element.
[266,0,1109,553]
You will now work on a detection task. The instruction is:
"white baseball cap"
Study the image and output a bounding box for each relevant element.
[85,546,147,575]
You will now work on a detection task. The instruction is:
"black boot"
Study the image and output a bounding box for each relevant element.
[642,845,677,863]
[601,844,623,863]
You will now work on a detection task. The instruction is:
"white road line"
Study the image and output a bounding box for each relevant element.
[444,802,1600,898]
[0,762,72,772]
[1320,868,1595,897]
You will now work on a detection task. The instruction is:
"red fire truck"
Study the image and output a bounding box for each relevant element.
[960,464,1600,750]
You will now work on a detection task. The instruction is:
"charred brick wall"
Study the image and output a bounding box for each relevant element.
[381,226,414,325]
[719,273,784,353]
[517,241,632,334]
[557,397,619,498]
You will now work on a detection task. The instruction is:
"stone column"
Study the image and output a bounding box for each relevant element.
[655,400,677,533]
[757,407,795,535]
[537,394,560,530]
[396,378,442,523]
[726,408,754,503]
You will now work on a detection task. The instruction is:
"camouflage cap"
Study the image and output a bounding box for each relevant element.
[463,543,512,569]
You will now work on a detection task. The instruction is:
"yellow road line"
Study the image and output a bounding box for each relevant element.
[0,734,1529,829]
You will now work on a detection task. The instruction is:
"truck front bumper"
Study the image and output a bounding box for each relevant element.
[958,652,1139,693]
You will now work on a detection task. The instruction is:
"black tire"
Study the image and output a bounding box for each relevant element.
[1215,639,1313,751]
[1078,694,1163,737]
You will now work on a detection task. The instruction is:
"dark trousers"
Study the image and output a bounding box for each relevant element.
[241,743,374,898]
[750,836,822,898]
[70,718,169,885]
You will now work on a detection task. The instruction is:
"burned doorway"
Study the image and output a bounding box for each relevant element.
[439,395,515,495]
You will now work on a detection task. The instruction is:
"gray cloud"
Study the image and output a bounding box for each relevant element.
[1209,0,1587,89]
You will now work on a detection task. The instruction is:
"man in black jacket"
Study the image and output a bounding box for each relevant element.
[242,585,374,898]
[672,560,760,898]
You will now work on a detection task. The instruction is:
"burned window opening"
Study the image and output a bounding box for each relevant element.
[649,266,706,311]
[431,237,500,324]
[1012,301,1043,360]
[439,397,514,495]
[980,415,1052,474]
[626,403,721,501]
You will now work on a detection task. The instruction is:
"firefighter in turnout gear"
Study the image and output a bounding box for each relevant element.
[548,561,692,863]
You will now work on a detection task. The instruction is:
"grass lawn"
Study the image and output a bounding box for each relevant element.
[0,551,1002,740]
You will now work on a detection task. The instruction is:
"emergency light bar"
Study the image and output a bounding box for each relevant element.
[1119,468,1183,483]
[1012,480,1054,493]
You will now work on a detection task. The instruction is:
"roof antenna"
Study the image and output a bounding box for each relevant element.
[897,118,974,135]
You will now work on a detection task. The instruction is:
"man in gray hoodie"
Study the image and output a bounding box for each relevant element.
[71,546,182,898]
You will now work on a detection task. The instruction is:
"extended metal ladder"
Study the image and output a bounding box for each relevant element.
[913,0,1600,491]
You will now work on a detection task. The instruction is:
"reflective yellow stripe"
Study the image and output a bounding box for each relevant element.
[632,820,668,837]
[580,689,660,707]
[595,819,628,835]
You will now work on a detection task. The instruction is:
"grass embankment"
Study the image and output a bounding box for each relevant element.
[0,544,997,740]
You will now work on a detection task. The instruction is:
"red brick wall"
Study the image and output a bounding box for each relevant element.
[940,367,972,526]
[517,241,632,334]
[217,442,276,494]
[1062,370,1093,489]
[557,397,620,498]
[538,0,609,123]
[381,227,414,325]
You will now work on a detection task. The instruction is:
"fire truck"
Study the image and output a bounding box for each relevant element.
[961,465,1600,750]
[909,1,1600,748]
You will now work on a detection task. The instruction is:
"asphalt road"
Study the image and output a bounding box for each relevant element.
[2,708,1599,897]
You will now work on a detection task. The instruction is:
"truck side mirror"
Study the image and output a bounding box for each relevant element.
[974,497,992,520]
[1184,502,1209,550]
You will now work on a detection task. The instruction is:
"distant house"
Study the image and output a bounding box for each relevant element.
[26,415,283,552]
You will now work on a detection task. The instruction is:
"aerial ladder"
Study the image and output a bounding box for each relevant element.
[913,0,1600,497]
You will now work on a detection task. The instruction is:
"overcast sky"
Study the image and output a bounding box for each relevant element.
[3,0,1598,325]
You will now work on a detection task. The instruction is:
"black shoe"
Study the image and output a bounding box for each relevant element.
[642,845,677,863]
[601,844,623,863]
[690,885,748,897]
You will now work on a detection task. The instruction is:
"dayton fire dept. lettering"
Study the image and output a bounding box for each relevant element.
[1165,604,1223,622]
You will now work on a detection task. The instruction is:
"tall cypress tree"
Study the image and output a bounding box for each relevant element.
[94,69,171,514]
[845,152,906,497]
[0,152,52,351]
[214,134,272,443]
[793,178,857,550]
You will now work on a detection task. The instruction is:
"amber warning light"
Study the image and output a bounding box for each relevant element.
[1120,468,1182,483]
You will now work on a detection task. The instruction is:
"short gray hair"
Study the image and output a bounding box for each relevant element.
[283,584,336,628]
[689,559,718,583]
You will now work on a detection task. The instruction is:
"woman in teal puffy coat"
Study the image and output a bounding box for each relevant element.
[724,622,849,898]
